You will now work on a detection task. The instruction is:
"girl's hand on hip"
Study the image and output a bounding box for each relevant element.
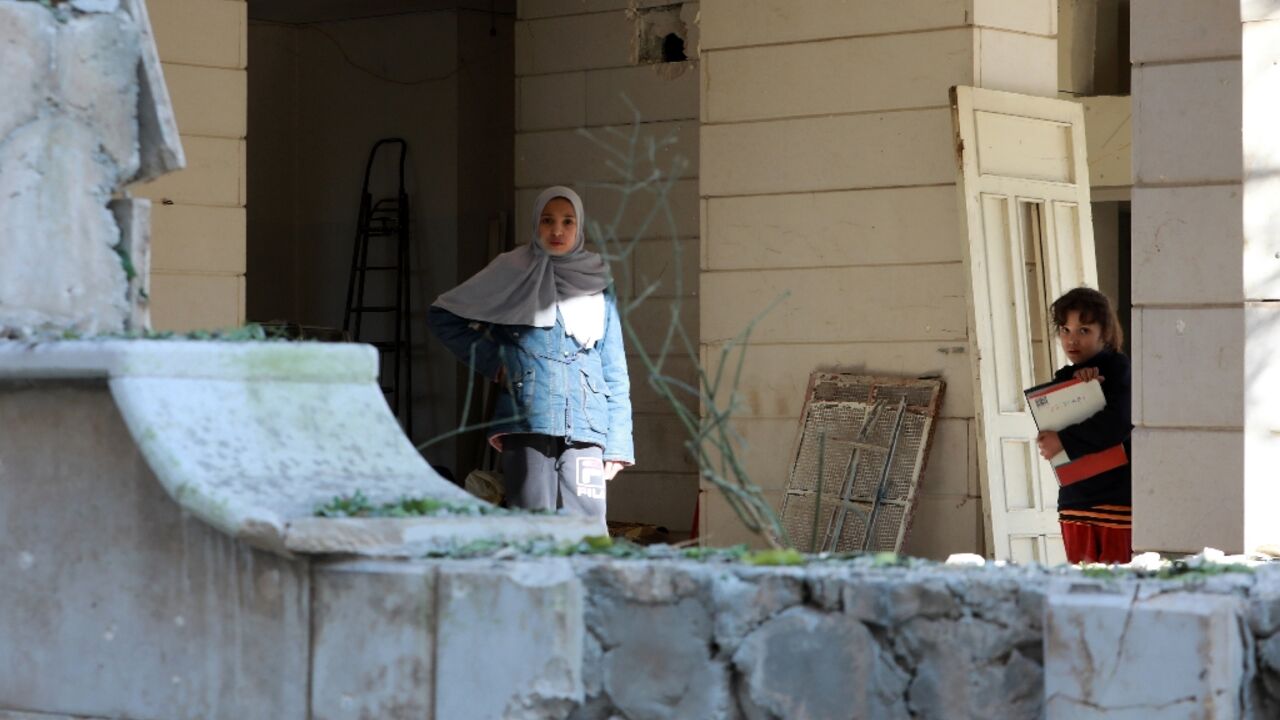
[604,461,626,481]
[1073,367,1104,383]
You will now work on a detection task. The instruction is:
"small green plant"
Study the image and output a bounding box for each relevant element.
[744,548,807,567]
[680,544,749,561]
[113,242,138,282]
[314,491,515,518]
[36,323,293,343]
[1075,558,1255,580]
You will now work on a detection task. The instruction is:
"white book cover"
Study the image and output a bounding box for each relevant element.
[1024,378,1106,467]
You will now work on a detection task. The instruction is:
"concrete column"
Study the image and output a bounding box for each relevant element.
[697,0,1058,553]
[1130,0,1280,554]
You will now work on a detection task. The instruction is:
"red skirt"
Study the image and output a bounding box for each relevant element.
[1060,513,1132,564]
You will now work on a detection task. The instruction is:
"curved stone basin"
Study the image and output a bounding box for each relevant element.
[0,339,598,555]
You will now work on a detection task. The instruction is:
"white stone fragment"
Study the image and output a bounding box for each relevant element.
[1125,551,1165,572]
[946,553,986,566]
[120,0,185,181]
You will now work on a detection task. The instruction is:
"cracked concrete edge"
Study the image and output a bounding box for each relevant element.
[107,197,152,331]
[0,339,377,383]
[285,515,602,557]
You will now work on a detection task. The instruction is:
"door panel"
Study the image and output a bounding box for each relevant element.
[951,86,1098,561]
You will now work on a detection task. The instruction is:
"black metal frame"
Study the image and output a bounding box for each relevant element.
[342,138,414,436]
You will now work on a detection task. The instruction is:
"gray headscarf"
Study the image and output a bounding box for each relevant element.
[432,186,610,333]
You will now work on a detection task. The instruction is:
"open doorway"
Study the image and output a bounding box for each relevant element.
[1060,0,1133,350]
[244,0,515,478]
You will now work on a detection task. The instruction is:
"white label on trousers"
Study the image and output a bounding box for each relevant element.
[576,458,606,500]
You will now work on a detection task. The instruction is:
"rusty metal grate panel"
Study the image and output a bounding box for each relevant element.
[781,373,945,554]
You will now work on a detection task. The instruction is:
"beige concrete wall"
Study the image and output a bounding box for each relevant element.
[698,0,1058,557]
[1131,0,1243,553]
[514,1,701,534]
[135,0,248,331]
[1130,0,1280,554]
[1083,95,1132,197]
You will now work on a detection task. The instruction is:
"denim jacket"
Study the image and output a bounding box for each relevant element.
[427,292,635,464]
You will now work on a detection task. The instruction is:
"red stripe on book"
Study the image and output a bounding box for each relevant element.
[1026,377,1084,399]
[1056,444,1128,486]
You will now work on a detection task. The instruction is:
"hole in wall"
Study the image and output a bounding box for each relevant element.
[661,33,687,63]
[633,3,691,65]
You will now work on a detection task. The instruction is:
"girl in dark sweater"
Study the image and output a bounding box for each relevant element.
[1036,287,1133,564]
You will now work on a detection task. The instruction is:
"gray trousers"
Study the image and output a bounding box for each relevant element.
[501,434,607,528]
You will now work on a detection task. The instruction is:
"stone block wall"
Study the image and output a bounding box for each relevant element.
[310,555,1280,720]
[514,0,701,535]
[1130,0,1280,554]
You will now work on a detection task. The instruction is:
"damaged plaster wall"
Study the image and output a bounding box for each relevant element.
[696,0,1059,556]
[515,0,701,534]
[0,1,145,335]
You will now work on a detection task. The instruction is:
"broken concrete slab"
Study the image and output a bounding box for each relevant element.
[121,0,185,182]
[1045,590,1249,719]
[434,560,584,720]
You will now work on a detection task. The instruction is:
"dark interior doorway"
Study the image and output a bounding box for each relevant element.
[245,0,515,476]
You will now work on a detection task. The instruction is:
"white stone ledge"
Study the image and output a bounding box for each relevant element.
[0,338,375,383]
[0,339,598,557]
[286,515,601,557]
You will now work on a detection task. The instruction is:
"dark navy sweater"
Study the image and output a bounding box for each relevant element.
[1053,348,1133,511]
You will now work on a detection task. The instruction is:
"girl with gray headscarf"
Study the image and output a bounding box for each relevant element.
[428,186,634,528]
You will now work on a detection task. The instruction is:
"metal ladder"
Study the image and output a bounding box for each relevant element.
[342,138,413,436]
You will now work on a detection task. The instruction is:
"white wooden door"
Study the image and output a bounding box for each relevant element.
[950,86,1098,563]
